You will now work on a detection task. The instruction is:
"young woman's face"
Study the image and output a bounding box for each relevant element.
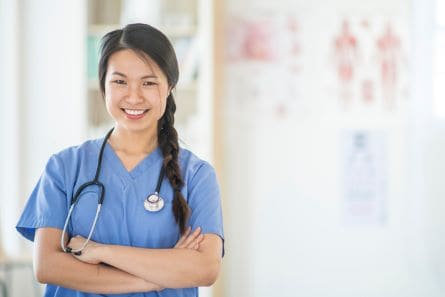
[104,49,170,134]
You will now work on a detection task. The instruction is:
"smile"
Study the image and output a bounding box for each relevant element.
[121,108,149,115]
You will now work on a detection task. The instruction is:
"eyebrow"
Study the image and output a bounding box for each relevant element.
[111,71,158,79]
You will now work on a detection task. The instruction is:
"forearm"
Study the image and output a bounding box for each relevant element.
[36,251,162,294]
[99,245,219,288]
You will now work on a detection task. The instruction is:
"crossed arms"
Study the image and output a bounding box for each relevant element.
[34,227,223,294]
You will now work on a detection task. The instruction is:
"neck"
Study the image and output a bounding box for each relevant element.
[108,126,158,156]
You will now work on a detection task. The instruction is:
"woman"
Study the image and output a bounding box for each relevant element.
[16,23,224,296]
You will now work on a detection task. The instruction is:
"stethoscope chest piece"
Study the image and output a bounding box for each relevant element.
[144,192,164,212]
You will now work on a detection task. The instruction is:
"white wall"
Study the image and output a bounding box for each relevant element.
[21,0,88,204]
[0,0,23,258]
[220,0,444,296]
[0,0,87,295]
[412,0,445,290]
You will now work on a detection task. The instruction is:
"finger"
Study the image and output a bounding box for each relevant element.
[182,227,201,247]
[186,234,204,249]
[175,226,191,248]
[67,240,75,248]
[72,253,82,260]
[190,234,205,250]
[183,227,201,247]
[181,226,192,242]
[68,236,81,247]
[67,236,87,251]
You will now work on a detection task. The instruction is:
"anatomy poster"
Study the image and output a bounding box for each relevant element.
[328,17,408,111]
[225,13,303,117]
[341,130,387,225]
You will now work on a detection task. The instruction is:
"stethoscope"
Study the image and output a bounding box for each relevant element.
[61,127,165,255]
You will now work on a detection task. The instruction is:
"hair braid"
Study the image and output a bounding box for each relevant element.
[158,94,190,234]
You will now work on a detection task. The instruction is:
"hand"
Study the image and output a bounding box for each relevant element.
[174,226,204,250]
[67,235,103,264]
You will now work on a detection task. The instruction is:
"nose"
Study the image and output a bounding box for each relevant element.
[126,83,144,104]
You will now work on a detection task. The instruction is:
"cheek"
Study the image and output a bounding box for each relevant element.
[157,95,168,118]
[104,94,114,111]
[104,93,122,118]
[158,87,170,111]
[104,87,122,106]
[160,97,168,115]
[104,98,113,115]
[143,89,167,112]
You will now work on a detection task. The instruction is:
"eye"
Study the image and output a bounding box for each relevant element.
[143,81,157,86]
[112,79,126,85]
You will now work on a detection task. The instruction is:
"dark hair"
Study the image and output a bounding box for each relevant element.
[98,23,190,234]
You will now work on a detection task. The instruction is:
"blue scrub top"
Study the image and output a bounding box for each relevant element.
[16,138,224,297]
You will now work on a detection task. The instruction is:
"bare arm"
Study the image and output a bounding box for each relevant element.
[34,227,162,294]
[69,229,223,289]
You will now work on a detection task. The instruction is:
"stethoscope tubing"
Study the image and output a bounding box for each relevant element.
[60,127,166,255]
[60,128,112,254]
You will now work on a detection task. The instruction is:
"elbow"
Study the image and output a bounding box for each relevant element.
[200,260,221,287]
[34,265,49,284]
[201,274,218,287]
[34,255,52,284]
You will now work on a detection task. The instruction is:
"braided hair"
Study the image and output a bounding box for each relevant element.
[98,23,190,234]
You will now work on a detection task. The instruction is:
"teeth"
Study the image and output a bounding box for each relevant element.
[124,109,145,115]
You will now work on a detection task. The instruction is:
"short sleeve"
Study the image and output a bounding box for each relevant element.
[187,162,225,257]
[16,154,68,241]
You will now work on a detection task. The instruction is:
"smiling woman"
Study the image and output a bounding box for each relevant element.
[104,49,170,135]
[15,23,224,297]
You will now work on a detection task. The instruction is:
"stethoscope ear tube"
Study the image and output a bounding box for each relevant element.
[61,205,75,253]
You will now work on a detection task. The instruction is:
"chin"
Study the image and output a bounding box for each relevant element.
[118,122,157,134]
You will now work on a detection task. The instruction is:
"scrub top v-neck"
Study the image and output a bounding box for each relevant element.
[16,137,224,297]
[103,141,161,183]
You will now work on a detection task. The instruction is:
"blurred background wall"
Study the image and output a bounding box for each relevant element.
[220,0,445,296]
[1,0,445,296]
